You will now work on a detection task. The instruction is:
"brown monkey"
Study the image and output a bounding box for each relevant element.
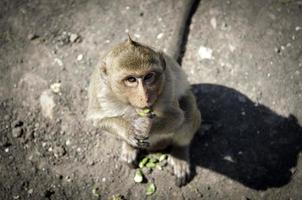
[87,37,201,186]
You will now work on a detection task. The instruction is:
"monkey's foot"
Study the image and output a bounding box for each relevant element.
[120,142,138,168]
[168,155,191,187]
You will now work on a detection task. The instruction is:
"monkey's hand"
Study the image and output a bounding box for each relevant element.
[168,146,191,187]
[127,116,152,149]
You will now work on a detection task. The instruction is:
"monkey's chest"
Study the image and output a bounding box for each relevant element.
[147,133,174,151]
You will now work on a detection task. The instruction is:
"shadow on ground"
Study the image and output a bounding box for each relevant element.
[191,83,302,190]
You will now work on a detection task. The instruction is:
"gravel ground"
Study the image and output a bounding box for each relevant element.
[0,0,302,199]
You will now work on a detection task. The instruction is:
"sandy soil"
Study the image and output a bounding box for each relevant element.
[1,0,302,199]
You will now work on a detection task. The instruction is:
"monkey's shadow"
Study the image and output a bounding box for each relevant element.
[189,84,302,190]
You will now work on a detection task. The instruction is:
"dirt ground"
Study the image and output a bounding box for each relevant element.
[1,0,302,199]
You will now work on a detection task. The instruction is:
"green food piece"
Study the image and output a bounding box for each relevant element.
[146,183,156,196]
[110,194,123,200]
[143,108,151,114]
[134,169,144,183]
[159,154,167,162]
[137,108,152,117]
[149,158,158,163]
[139,157,149,168]
[92,187,100,198]
[146,162,156,168]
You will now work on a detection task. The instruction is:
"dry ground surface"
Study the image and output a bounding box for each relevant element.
[0,0,302,199]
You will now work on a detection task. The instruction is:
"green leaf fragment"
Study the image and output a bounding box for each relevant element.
[146,162,156,168]
[146,183,156,196]
[139,157,149,168]
[149,158,158,163]
[92,187,100,198]
[137,108,152,117]
[134,169,144,183]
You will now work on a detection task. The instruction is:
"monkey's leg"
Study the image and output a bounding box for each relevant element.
[168,91,201,187]
[120,141,138,167]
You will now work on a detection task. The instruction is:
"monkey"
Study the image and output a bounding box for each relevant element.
[87,36,201,186]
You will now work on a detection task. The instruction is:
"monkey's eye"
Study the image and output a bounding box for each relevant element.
[126,76,136,83]
[144,72,156,84]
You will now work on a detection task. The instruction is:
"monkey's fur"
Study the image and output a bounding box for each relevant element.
[87,37,201,186]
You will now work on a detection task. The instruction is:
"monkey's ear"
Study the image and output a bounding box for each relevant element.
[159,52,166,71]
[127,33,136,46]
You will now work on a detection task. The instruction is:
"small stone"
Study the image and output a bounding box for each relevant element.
[40,90,55,119]
[89,160,95,166]
[77,54,83,61]
[210,17,217,29]
[53,146,66,158]
[12,120,23,128]
[198,46,214,60]
[69,33,79,43]
[12,127,23,138]
[50,83,61,93]
[54,58,63,66]
[156,33,164,39]
[28,188,33,194]
[28,33,39,40]
[65,139,71,146]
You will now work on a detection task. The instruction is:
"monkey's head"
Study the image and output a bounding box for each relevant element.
[100,37,166,109]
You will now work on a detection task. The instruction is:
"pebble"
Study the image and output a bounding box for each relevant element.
[53,146,66,158]
[12,120,23,128]
[210,17,217,29]
[77,54,83,61]
[12,127,23,138]
[69,33,79,43]
[156,33,164,39]
[198,46,214,60]
[27,33,39,40]
[50,83,61,93]
[28,188,33,194]
[39,90,55,119]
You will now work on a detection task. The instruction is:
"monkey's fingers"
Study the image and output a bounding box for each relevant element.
[134,134,149,140]
[128,135,149,148]
[137,140,150,148]
[168,156,191,187]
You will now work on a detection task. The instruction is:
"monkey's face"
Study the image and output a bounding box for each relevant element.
[104,39,166,108]
[110,66,165,109]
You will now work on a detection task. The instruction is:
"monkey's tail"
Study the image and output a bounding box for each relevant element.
[166,0,200,64]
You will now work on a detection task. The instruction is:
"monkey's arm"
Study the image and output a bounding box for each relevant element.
[151,102,185,133]
[96,116,150,148]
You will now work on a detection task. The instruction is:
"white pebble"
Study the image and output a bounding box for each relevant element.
[50,83,61,93]
[77,54,83,61]
[295,26,301,31]
[156,33,164,39]
[198,46,214,60]
[66,139,71,146]
[134,33,141,38]
[54,58,63,66]
[210,17,217,29]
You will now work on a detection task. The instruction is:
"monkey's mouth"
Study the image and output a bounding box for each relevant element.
[136,107,156,118]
